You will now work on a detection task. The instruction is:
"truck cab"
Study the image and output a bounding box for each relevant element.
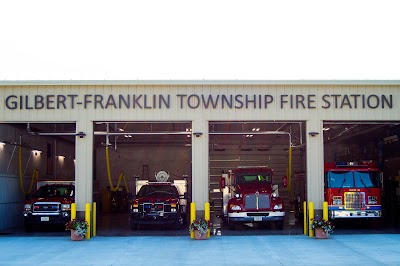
[221,166,285,230]
[324,161,383,219]
[129,171,187,230]
[23,181,75,231]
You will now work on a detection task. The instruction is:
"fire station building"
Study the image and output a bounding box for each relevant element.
[1,80,399,233]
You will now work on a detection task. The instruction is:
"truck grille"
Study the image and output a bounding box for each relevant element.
[140,203,171,213]
[344,192,365,209]
[245,193,270,209]
[33,203,60,212]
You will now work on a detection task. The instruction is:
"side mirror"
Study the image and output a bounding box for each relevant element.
[180,192,188,199]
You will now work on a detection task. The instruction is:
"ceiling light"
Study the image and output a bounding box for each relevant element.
[32,150,42,155]
[252,128,260,132]
[323,128,330,131]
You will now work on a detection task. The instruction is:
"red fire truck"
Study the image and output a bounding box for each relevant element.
[221,166,285,230]
[324,161,383,219]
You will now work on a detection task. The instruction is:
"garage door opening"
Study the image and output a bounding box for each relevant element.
[0,122,76,234]
[323,121,400,231]
[208,121,306,235]
[93,121,192,236]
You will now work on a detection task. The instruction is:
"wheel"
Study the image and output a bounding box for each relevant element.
[275,220,284,230]
[130,221,138,230]
[174,220,182,230]
[228,218,236,230]
[25,224,33,232]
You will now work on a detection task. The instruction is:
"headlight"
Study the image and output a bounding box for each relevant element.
[273,204,283,210]
[61,204,71,211]
[234,193,240,198]
[171,208,177,212]
[230,204,242,211]
[24,204,32,211]
[332,196,342,205]
[368,196,377,204]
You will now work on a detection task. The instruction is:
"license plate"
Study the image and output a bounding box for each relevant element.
[254,216,262,222]
[41,217,49,222]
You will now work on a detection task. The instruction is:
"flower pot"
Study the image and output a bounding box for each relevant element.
[194,230,207,240]
[315,228,329,239]
[70,230,84,241]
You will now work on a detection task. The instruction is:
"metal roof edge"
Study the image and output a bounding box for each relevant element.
[0,80,400,86]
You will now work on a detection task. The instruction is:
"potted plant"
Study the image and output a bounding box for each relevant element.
[65,219,88,240]
[310,216,334,239]
[189,217,211,240]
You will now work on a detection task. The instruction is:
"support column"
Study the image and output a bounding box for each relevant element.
[191,119,209,216]
[75,119,93,212]
[306,119,324,216]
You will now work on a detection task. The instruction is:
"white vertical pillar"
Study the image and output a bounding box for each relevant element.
[191,119,209,210]
[306,119,324,210]
[75,119,93,211]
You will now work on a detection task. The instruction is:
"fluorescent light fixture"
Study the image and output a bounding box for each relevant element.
[57,155,65,159]
[32,150,42,155]
[0,142,5,145]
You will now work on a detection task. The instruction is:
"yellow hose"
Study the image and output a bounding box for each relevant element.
[105,146,129,192]
[18,145,38,195]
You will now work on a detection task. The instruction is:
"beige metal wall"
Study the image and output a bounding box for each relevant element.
[1,80,399,211]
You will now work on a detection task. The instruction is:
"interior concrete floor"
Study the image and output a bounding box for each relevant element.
[2,211,400,237]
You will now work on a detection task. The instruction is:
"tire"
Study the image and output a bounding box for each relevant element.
[130,222,138,230]
[24,223,33,232]
[174,220,181,230]
[228,218,236,230]
[275,220,284,230]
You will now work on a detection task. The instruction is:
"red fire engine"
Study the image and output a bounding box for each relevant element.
[324,161,383,219]
[221,166,285,230]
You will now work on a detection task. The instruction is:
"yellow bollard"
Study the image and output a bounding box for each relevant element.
[204,202,210,238]
[190,202,196,239]
[303,201,307,235]
[93,202,96,237]
[71,203,76,220]
[323,201,328,221]
[309,202,314,238]
[85,203,91,240]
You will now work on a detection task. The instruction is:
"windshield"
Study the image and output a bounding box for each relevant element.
[326,171,381,188]
[35,186,75,197]
[354,171,380,188]
[236,173,272,183]
[137,185,179,197]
